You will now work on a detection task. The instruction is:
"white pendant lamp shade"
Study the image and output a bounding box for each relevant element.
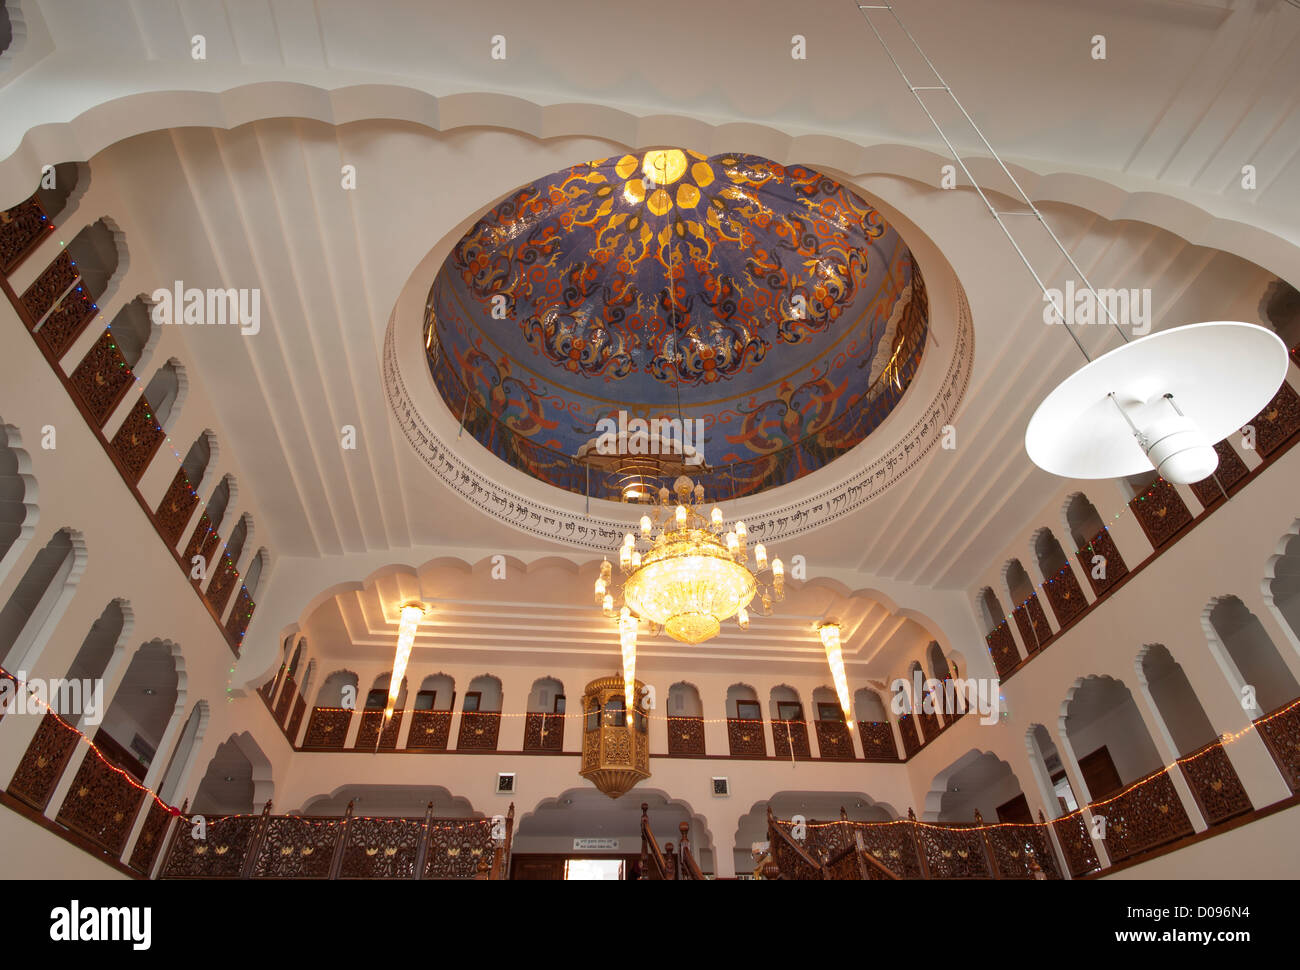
[1025,322,1289,485]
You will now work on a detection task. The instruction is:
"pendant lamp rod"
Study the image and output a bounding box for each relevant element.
[856,3,1134,364]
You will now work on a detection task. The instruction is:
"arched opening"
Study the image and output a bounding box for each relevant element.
[524,676,565,751]
[1266,525,1300,648]
[1027,723,1079,815]
[65,218,124,305]
[1034,527,1086,626]
[811,685,853,760]
[61,599,131,727]
[0,421,36,586]
[0,527,85,671]
[33,163,86,224]
[1065,491,1128,595]
[1005,558,1051,651]
[1062,676,1164,803]
[303,669,358,750]
[514,788,712,879]
[157,700,210,805]
[242,548,267,598]
[409,673,454,751]
[458,674,502,751]
[191,731,273,815]
[142,360,184,432]
[924,750,1031,824]
[95,639,181,783]
[977,587,1005,632]
[1139,644,1218,756]
[180,433,212,490]
[665,681,704,756]
[927,640,953,682]
[725,684,763,757]
[1206,595,1300,716]
[1065,493,1106,550]
[769,684,808,761]
[105,297,156,370]
[223,514,251,572]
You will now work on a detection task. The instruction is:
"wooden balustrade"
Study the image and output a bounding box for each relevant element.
[985,621,1021,678]
[1255,698,1300,792]
[666,715,705,755]
[813,718,855,760]
[354,709,403,749]
[7,710,82,810]
[302,707,351,749]
[68,329,135,426]
[1075,527,1128,598]
[1188,441,1249,509]
[1011,593,1053,653]
[1041,563,1087,629]
[726,717,766,757]
[897,714,922,759]
[159,801,514,879]
[771,718,811,760]
[1177,739,1253,824]
[406,710,452,750]
[0,196,51,273]
[1096,767,1195,864]
[205,553,239,616]
[456,710,501,750]
[1130,478,1193,550]
[857,720,900,762]
[54,752,149,857]
[1250,381,1300,457]
[108,393,166,484]
[273,677,297,725]
[1052,812,1101,877]
[523,711,565,751]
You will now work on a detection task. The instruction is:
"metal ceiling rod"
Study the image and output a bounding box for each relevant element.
[856,3,1133,364]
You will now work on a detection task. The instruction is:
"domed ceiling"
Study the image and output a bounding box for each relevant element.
[424,149,928,500]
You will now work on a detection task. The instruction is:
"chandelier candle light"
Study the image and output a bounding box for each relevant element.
[818,622,854,730]
[385,602,427,722]
[595,476,784,667]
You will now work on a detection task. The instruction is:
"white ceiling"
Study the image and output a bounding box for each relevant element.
[3,0,1296,602]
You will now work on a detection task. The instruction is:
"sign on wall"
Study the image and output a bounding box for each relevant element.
[573,838,620,851]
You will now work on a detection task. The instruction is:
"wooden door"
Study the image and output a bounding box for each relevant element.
[1078,745,1123,801]
[995,793,1033,824]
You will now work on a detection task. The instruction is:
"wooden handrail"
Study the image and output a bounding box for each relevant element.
[766,806,823,879]
[677,821,705,880]
[640,803,671,880]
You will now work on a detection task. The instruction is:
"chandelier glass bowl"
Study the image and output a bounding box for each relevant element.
[596,476,783,645]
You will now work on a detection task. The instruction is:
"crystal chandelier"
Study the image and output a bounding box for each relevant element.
[385,602,426,721]
[595,476,784,651]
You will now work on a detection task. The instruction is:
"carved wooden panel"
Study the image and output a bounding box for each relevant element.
[769,827,822,880]
[853,822,922,879]
[7,711,81,810]
[160,814,260,878]
[771,719,811,759]
[523,711,564,751]
[727,718,766,757]
[1256,701,1300,792]
[20,250,76,323]
[857,720,899,762]
[355,709,403,749]
[55,752,148,856]
[814,719,855,760]
[1130,478,1193,550]
[286,696,306,743]
[1075,527,1129,599]
[273,677,297,725]
[128,800,174,875]
[302,707,351,749]
[1250,380,1300,458]
[197,533,222,584]
[897,713,921,759]
[1042,563,1087,628]
[1177,740,1252,825]
[206,554,239,616]
[916,708,941,745]
[985,622,1021,678]
[1189,440,1250,509]
[108,394,166,484]
[339,817,424,879]
[68,329,135,426]
[37,288,97,359]
[182,513,213,574]
[456,711,500,750]
[986,824,1061,879]
[424,819,496,879]
[155,468,199,546]
[1011,594,1052,652]
[251,816,340,878]
[666,715,705,755]
[1052,813,1100,877]
[916,825,992,879]
[406,710,452,750]
[224,588,254,652]
[1099,769,1194,864]
[0,196,50,273]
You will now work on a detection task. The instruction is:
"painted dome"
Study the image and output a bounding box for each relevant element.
[424,149,928,500]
